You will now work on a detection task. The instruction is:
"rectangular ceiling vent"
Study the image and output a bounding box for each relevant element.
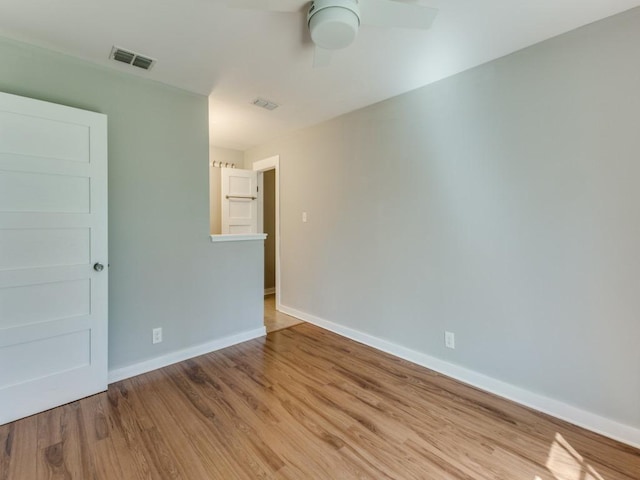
[252,97,279,111]
[109,46,156,71]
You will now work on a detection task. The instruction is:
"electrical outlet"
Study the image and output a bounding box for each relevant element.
[302,211,308,223]
[152,327,163,344]
[445,331,455,349]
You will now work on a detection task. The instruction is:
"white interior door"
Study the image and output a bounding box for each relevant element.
[0,92,108,425]
[221,167,258,234]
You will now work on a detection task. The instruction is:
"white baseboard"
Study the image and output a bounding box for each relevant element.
[278,304,640,449]
[108,327,267,384]
[264,287,276,296]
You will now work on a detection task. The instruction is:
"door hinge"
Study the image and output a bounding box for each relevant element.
[257,186,259,192]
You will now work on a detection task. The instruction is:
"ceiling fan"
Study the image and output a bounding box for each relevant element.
[228,0,438,66]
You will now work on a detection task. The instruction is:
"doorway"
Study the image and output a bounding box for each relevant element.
[263,168,276,296]
[263,293,302,333]
[252,156,301,333]
[252,155,281,307]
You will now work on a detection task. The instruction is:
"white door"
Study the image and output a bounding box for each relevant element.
[221,167,258,234]
[0,92,108,425]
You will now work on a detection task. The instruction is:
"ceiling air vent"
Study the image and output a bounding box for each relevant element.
[109,46,156,71]
[252,97,279,111]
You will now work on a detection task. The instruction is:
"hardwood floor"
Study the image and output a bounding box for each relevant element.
[1,323,639,479]
[263,294,303,333]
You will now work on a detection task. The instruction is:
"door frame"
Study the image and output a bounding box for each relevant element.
[252,155,281,310]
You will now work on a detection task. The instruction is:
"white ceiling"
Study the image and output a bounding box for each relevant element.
[2,1,639,150]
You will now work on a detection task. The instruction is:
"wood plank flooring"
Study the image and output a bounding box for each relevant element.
[263,294,303,333]
[1,323,639,479]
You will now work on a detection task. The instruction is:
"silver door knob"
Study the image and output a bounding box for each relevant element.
[93,263,104,272]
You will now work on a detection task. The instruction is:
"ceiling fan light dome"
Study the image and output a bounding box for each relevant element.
[308,1,360,50]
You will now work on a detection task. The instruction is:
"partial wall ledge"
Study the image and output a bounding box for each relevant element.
[210,233,267,242]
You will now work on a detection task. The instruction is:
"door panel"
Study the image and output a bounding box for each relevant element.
[229,200,253,220]
[221,167,258,234]
[0,92,108,425]
[228,174,252,194]
[0,228,90,269]
[0,330,91,387]
[0,279,90,329]
[0,170,90,213]
[0,110,90,162]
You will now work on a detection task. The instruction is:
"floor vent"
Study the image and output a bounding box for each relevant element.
[109,46,156,71]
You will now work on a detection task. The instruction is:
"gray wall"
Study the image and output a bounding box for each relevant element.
[247,8,640,429]
[0,37,264,370]
[264,169,276,290]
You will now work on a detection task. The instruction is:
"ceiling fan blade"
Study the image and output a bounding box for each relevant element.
[226,0,305,13]
[313,46,332,68]
[359,0,438,30]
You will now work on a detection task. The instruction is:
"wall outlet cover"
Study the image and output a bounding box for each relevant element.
[152,327,163,344]
[445,331,455,349]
